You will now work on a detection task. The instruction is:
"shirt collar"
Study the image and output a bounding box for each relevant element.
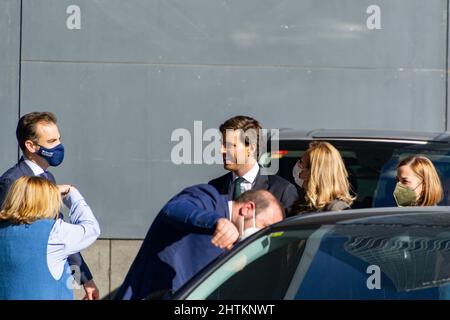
[232,162,260,184]
[23,156,45,176]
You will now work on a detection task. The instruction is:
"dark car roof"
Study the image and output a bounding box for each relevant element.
[276,128,450,143]
[273,206,450,230]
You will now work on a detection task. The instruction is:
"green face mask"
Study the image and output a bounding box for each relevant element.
[393,182,418,207]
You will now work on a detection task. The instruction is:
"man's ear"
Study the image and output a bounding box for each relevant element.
[24,140,39,154]
[239,201,256,217]
[246,143,257,158]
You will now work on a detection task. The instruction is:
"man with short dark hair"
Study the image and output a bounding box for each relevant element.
[209,115,298,216]
[0,111,100,300]
[114,184,283,300]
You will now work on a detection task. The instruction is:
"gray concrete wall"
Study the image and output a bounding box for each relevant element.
[73,239,142,300]
[0,0,20,171]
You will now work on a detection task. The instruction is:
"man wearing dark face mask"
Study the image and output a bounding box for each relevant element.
[0,112,99,300]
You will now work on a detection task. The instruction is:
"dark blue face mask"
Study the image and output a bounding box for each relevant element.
[36,143,65,167]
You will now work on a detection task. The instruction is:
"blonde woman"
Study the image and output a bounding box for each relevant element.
[394,155,443,207]
[291,141,355,214]
[0,176,100,299]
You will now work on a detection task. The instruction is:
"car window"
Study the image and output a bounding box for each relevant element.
[268,140,414,209]
[373,142,450,207]
[186,229,311,300]
[264,140,450,209]
[184,217,450,300]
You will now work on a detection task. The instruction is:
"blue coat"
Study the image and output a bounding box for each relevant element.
[115,184,229,300]
[0,219,73,300]
[0,158,93,283]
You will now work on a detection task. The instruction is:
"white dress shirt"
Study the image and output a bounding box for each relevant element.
[22,159,100,280]
[24,158,45,176]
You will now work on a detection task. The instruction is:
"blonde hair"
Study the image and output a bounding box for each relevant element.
[397,156,443,206]
[303,141,355,211]
[0,176,61,224]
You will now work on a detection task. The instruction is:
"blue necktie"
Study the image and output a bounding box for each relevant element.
[40,171,50,181]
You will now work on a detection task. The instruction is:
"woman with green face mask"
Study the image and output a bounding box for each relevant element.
[394,155,443,207]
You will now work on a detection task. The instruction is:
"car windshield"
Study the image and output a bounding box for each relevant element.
[265,140,450,208]
[184,212,450,300]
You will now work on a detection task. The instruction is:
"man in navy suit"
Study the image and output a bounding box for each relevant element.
[114,184,284,300]
[0,111,99,300]
[209,115,298,216]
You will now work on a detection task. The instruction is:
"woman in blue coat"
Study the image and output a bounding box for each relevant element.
[0,176,100,299]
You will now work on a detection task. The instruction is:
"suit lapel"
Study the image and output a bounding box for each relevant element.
[222,172,233,195]
[46,172,57,183]
[253,170,269,190]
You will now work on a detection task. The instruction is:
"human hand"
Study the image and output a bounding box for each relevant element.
[82,279,100,300]
[57,184,72,197]
[211,218,239,250]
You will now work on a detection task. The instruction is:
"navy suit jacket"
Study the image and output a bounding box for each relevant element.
[0,159,93,284]
[115,184,228,300]
[208,167,299,217]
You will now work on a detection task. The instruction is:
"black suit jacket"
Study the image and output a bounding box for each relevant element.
[0,158,93,284]
[208,168,299,217]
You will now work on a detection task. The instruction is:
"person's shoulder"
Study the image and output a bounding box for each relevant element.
[208,172,232,186]
[0,162,24,183]
[167,184,226,210]
[264,173,295,188]
[176,184,222,199]
[326,199,351,211]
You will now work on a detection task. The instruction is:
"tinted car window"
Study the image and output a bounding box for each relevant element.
[184,213,450,300]
[268,140,450,208]
[374,142,450,207]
